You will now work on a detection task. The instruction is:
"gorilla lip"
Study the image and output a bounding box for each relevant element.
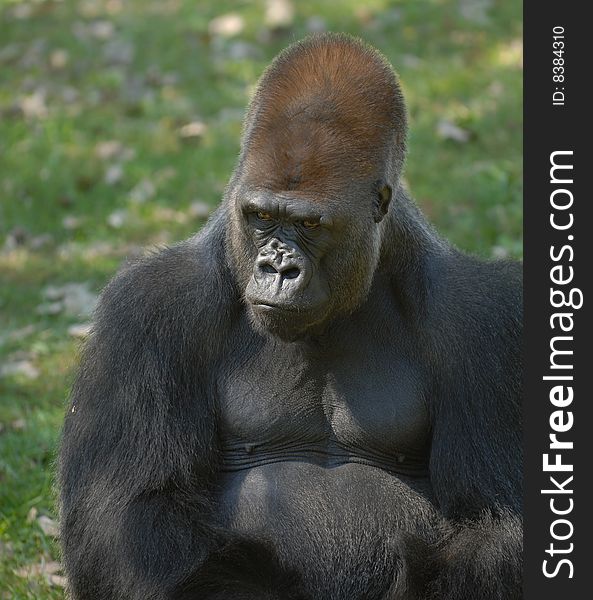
[252,302,298,313]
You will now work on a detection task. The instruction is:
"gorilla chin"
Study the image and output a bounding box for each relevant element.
[245,272,331,340]
[247,300,329,341]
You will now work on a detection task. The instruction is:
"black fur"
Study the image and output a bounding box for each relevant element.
[59,34,522,600]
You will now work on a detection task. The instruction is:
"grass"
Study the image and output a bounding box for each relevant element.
[0,0,522,596]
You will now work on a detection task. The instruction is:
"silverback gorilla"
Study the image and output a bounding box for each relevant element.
[59,34,522,599]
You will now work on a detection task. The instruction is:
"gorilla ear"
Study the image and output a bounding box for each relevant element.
[373,182,392,223]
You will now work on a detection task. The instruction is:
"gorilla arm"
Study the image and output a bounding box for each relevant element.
[425,260,523,600]
[59,237,228,599]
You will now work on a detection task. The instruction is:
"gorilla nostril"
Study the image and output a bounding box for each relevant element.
[283,268,300,280]
[261,264,278,275]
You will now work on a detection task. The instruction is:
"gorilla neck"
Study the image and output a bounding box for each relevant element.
[380,187,447,262]
[376,187,448,320]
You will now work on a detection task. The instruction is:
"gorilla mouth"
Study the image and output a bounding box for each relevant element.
[247,298,330,340]
[252,302,299,312]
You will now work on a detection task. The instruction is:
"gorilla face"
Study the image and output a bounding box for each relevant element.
[235,183,391,340]
[242,192,332,339]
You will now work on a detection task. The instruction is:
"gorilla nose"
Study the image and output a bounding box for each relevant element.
[253,240,311,292]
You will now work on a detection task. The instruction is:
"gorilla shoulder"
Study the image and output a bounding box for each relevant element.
[459,255,522,325]
[93,224,235,364]
[429,252,522,395]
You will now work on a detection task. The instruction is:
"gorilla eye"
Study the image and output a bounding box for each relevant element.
[256,211,274,221]
[302,219,320,229]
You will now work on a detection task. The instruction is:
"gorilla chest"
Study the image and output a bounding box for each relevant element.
[219,343,430,476]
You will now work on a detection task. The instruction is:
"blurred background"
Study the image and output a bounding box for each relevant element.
[0,0,522,596]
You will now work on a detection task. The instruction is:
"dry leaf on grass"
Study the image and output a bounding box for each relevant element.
[40,282,98,317]
[265,0,295,29]
[49,574,68,587]
[15,560,62,579]
[437,119,471,143]
[37,515,59,538]
[68,323,93,339]
[0,361,39,380]
[208,14,244,38]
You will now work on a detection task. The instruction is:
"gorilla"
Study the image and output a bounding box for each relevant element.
[59,33,522,600]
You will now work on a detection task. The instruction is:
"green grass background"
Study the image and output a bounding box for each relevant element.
[0,0,522,596]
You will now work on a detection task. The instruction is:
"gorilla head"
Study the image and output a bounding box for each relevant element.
[226,34,408,340]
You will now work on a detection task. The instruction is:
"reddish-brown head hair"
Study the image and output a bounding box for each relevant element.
[240,33,408,199]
